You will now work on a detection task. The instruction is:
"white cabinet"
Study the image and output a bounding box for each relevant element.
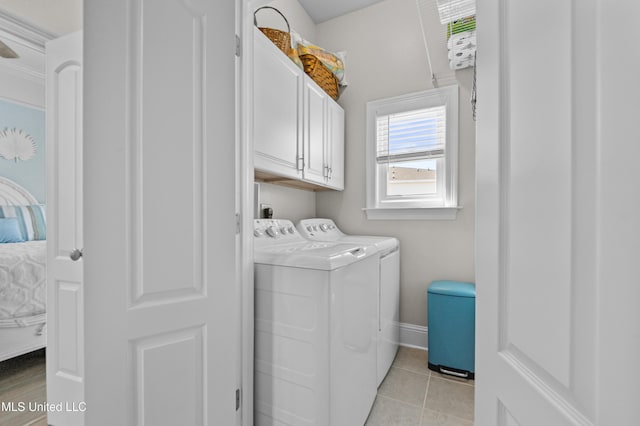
[325,99,345,190]
[253,27,303,180]
[253,28,344,191]
[302,78,345,190]
[303,79,326,185]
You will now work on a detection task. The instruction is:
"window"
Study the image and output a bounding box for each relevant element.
[365,86,460,219]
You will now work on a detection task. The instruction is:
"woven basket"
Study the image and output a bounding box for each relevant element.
[299,54,340,100]
[254,6,291,55]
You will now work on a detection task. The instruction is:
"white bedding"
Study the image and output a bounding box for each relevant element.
[0,240,46,324]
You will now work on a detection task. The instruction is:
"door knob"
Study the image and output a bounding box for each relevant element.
[70,248,83,261]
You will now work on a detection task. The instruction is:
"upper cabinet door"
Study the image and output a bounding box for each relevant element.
[326,100,344,191]
[253,28,303,179]
[303,79,327,185]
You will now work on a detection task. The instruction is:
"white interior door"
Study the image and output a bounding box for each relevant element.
[46,30,84,426]
[82,0,239,424]
[476,0,640,424]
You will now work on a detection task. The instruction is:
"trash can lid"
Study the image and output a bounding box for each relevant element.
[428,280,476,297]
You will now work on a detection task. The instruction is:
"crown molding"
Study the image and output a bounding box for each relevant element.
[0,9,55,82]
[0,8,57,53]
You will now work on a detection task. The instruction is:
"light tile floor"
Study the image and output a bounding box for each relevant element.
[1,346,473,426]
[365,346,474,426]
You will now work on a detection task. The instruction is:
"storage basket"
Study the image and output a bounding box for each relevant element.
[254,6,291,55]
[299,54,340,100]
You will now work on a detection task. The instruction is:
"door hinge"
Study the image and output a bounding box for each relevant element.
[297,157,304,171]
[235,213,240,234]
[236,388,241,411]
[235,35,241,57]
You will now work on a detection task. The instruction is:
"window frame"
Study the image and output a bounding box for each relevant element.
[365,85,460,220]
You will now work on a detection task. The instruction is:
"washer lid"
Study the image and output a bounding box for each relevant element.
[254,242,378,270]
[334,235,399,254]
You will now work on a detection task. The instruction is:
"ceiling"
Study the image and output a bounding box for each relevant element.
[0,0,390,33]
[298,0,387,23]
[0,0,404,77]
[0,0,82,36]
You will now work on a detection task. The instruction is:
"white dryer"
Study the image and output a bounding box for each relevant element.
[253,219,379,426]
[297,218,400,387]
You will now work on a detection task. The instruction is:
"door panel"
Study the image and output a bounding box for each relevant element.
[83,0,238,424]
[133,326,204,425]
[131,0,206,304]
[505,0,572,386]
[46,31,84,426]
[476,0,640,424]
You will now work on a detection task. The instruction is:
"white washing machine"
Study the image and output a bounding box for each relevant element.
[297,218,400,387]
[253,219,379,426]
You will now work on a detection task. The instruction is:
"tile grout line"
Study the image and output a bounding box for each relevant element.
[375,393,424,410]
[393,365,431,376]
[422,376,476,424]
[420,369,431,423]
[429,373,475,387]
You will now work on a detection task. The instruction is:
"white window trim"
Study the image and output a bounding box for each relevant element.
[365,85,461,220]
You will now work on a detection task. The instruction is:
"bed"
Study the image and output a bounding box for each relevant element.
[0,176,47,362]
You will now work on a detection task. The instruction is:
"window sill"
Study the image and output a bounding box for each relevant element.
[363,206,462,220]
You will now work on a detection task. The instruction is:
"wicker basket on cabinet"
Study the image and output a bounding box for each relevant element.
[253,6,291,55]
[299,54,340,100]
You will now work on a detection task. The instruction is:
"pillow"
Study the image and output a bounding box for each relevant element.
[0,218,26,243]
[0,205,46,241]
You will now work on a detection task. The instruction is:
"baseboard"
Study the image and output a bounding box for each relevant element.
[399,322,428,350]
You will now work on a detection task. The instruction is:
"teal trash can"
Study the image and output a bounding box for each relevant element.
[427,280,475,379]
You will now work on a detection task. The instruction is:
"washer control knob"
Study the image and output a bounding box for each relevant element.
[320,224,329,232]
[280,227,288,234]
[287,226,295,234]
[253,229,264,237]
[306,226,313,232]
[312,225,318,231]
[265,226,279,238]
[329,224,335,230]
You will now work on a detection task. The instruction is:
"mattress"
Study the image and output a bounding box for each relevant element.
[0,240,46,325]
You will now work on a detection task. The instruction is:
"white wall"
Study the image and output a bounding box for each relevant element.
[256,182,316,222]
[315,0,476,327]
[259,0,316,42]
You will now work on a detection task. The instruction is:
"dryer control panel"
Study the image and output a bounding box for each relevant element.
[297,218,344,239]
